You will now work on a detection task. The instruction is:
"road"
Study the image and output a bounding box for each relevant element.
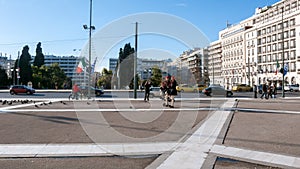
[0,90,299,99]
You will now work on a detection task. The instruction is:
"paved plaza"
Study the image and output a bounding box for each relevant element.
[0,97,299,169]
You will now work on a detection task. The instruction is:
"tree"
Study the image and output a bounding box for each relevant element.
[97,68,113,89]
[0,66,8,87]
[33,42,45,68]
[115,43,135,89]
[19,45,33,85]
[150,66,163,86]
[32,63,68,89]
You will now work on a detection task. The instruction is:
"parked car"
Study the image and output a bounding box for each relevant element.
[149,87,163,98]
[9,85,35,95]
[176,84,198,92]
[288,84,299,92]
[202,86,233,97]
[232,84,252,92]
[79,86,104,96]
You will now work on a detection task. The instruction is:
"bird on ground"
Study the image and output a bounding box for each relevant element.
[8,101,12,105]
[87,102,90,105]
[48,101,52,104]
[35,104,39,108]
[2,100,7,105]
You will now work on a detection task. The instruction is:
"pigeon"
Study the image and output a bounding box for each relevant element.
[43,102,47,105]
[87,102,90,105]
[2,100,7,105]
[8,101,12,105]
[35,104,39,108]
[48,101,52,104]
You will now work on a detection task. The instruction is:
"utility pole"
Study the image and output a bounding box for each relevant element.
[134,22,138,99]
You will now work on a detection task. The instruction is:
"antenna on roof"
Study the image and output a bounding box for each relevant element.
[226,20,231,28]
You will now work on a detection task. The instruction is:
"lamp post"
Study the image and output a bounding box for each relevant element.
[83,0,95,99]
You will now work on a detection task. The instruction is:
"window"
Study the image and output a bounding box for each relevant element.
[290,18,295,26]
[284,41,289,49]
[267,36,271,43]
[278,33,282,40]
[290,29,295,37]
[267,27,271,33]
[290,39,296,48]
[278,43,282,50]
[262,37,266,44]
[272,54,277,61]
[262,29,266,35]
[284,31,289,38]
[290,50,296,59]
[272,34,277,41]
[272,25,276,32]
[272,44,277,51]
[267,45,271,52]
[284,52,289,60]
[278,23,282,30]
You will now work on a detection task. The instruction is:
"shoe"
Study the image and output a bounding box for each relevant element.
[165,104,169,107]
[169,105,174,108]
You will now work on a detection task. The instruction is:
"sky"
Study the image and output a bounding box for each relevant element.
[0,0,280,70]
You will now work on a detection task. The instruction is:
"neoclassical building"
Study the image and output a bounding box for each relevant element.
[210,0,300,88]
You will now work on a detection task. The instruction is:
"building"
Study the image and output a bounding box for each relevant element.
[253,0,298,86]
[208,40,223,86]
[109,58,118,74]
[174,48,209,85]
[43,55,78,79]
[214,0,300,88]
[137,58,169,80]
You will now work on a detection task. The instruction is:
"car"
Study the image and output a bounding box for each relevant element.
[176,84,198,93]
[196,84,207,93]
[232,84,252,92]
[79,86,104,96]
[149,87,163,98]
[288,84,299,92]
[9,85,35,95]
[202,86,233,97]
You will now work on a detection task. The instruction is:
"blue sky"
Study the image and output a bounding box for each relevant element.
[0,0,279,67]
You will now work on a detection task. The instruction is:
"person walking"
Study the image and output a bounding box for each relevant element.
[169,76,178,108]
[143,79,152,102]
[260,83,268,99]
[273,83,277,98]
[253,85,257,98]
[162,76,171,107]
[267,83,273,99]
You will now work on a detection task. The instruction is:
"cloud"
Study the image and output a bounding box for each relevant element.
[175,3,187,7]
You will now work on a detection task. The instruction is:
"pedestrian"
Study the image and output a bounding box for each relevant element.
[273,83,277,98]
[143,79,152,102]
[72,83,80,100]
[253,85,257,98]
[267,84,273,99]
[162,76,171,107]
[260,83,268,99]
[169,76,178,108]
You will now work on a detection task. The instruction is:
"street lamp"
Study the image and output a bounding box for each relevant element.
[83,0,95,99]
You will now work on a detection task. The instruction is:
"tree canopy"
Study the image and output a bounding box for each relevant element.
[0,66,8,87]
[114,43,135,89]
[33,42,45,68]
[19,45,33,85]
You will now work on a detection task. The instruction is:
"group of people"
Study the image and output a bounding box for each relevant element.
[143,75,177,108]
[253,83,277,99]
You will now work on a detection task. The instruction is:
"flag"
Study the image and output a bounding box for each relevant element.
[76,57,86,73]
[275,60,280,75]
[283,63,288,76]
